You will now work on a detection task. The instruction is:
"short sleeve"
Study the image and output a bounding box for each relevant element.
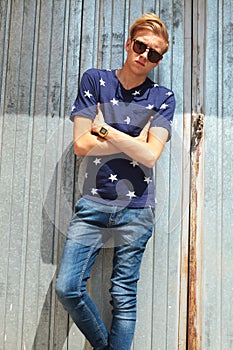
[150,90,176,141]
[70,69,100,122]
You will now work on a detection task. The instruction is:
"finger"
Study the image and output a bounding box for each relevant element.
[143,116,153,131]
[95,103,105,125]
[149,115,154,122]
[146,115,154,125]
[97,102,101,113]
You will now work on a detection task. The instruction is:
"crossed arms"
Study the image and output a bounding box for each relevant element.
[73,104,168,169]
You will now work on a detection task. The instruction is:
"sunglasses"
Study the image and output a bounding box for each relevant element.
[132,39,163,63]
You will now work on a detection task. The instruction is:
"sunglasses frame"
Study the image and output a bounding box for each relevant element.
[132,39,163,63]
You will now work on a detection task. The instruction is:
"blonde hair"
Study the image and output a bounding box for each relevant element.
[129,13,169,53]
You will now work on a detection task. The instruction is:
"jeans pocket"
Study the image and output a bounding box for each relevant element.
[74,197,85,213]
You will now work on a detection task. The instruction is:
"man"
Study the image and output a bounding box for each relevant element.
[56,12,175,350]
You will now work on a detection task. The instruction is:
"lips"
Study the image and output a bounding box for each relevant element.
[135,60,145,67]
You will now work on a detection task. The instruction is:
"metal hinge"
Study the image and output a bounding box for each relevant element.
[191,113,204,150]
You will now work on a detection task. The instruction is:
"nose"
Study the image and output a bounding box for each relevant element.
[140,48,150,59]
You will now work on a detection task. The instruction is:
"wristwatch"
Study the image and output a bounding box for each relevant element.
[98,126,109,138]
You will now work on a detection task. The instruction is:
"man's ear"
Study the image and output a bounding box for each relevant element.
[125,38,131,52]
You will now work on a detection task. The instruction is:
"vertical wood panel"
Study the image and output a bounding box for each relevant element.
[0,0,36,348]
[152,1,189,349]
[203,1,233,350]
[0,7,13,344]
[178,1,193,348]
[188,0,206,348]
[221,2,233,349]
[0,1,202,349]
[201,0,221,345]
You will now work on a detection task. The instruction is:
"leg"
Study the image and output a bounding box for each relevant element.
[56,198,110,349]
[109,228,153,350]
[56,238,109,349]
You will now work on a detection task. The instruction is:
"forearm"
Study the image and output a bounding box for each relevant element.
[74,116,120,156]
[105,126,157,168]
[74,114,166,165]
[74,133,120,156]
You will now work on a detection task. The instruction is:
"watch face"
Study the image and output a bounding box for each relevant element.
[100,127,108,134]
[99,126,108,137]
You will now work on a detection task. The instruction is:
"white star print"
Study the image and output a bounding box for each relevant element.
[100,78,106,86]
[166,91,173,96]
[124,116,131,124]
[71,105,76,111]
[108,174,118,182]
[154,83,159,87]
[146,104,154,110]
[126,191,136,199]
[110,98,119,106]
[85,172,88,179]
[130,160,139,167]
[93,158,101,165]
[160,103,168,110]
[132,90,140,96]
[91,188,98,195]
[84,90,92,99]
[144,177,152,184]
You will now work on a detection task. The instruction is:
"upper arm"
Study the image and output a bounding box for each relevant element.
[74,115,92,141]
[147,126,169,160]
[73,116,96,155]
[73,115,120,156]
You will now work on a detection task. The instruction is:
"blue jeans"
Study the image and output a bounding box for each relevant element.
[56,198,154,350]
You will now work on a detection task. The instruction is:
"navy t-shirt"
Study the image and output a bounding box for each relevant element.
[70,68,175,208]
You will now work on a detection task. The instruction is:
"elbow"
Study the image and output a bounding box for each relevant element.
[144,152,163,168]
[145,158,157,169]
[143,152,159,168]
[141,156,156,168]
[74,141,89,156]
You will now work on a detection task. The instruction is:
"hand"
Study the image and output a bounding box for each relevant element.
[136,116,153,142]
[92,103,107,134]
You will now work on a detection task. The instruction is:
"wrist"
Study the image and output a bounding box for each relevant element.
[98,125,109,138]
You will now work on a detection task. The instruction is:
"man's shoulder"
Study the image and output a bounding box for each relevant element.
[83,68,115,77]
[146,77,174,96]
[81,68,115,87]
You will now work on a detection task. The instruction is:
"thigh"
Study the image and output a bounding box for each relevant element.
[56,238,102,294]
[112,206,154,280]
[109,229,152,317]
[67,198,108,247]
[57,198,113,293]
[112,228,152,283]
[113,206,155,247]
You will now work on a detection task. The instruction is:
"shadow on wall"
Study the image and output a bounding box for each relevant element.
[33,144,113,350]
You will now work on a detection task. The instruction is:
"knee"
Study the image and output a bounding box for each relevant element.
[55,279,85,313]
[55,276,80,302]
[55,279,69,301]
[110,286,137,313]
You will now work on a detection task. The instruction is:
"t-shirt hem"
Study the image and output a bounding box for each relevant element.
[83,194,156,208]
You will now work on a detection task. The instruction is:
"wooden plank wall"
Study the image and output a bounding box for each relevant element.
[202,0,233,349]
[0,0,192,350]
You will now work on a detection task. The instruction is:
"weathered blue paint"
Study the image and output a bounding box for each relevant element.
[0,0,232,349]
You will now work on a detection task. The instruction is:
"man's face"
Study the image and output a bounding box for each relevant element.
[125,29,166,75]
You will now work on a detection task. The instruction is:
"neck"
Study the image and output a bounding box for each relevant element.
[116,67,147,90]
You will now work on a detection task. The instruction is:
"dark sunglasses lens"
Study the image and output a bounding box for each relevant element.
[133,40,162,63]
[133,40,147,54]
[148,50,161,63]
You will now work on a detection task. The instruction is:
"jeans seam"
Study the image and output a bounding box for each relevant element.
[83,295,108,346]
[77,238,100,294]
[76,239,108,346]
